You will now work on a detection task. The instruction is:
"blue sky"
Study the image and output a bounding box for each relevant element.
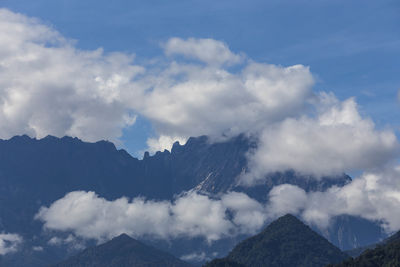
[1,0,399,156]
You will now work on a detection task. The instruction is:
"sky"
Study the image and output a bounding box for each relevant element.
[0,0,398,156]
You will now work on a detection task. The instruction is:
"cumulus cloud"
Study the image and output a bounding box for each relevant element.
[138,61,314,145]
[0,233,22,255]
[242,93,399,183]
[0,9,315,151]
[35,190,267,243]
[267,165,400,232]
[0,9,142,142]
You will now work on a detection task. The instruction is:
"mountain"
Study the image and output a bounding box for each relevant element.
[0,134,351,236]
[52,233,191,267]
[205,214,349,267]
[329,230,400,266]
[0,134,252,238]
[0,134,385,266]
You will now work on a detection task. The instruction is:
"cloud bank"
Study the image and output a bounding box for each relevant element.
[36,168,400,243]
[35,191,266,242]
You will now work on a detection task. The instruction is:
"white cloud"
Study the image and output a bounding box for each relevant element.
[267,184,308,218]
[242,93,399,184]
[164,37,244,66]
[138,61,314,145]
[267,165,400,232]
[0,9,141,142]
[35,166,400,244]
[180,252,209,262]
[35,190,267,243]
[146,135,187,154]
[0,9,315,152]
[221,191,267,234]
[0,233,22,255]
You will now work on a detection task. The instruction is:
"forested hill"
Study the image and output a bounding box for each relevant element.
[205,214,349,267]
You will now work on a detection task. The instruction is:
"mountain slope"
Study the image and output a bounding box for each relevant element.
[206,214,349,267]
[52,234,191,267]
[330,230,400,266]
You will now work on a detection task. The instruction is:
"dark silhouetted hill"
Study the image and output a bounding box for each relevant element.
[52,233,191,267]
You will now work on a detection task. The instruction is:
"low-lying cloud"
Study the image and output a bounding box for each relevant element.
[268,165,400,233]
[35,191,266,242]
[36,163,400,242]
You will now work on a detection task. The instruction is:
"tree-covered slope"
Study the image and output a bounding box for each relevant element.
[52,234,191,267]
[206,214,349,267]
[329,230,400,267]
